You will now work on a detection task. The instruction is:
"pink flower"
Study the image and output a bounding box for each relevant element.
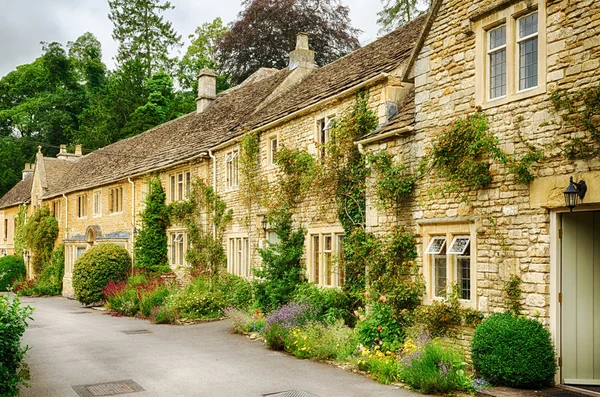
[365,291,371,298]
[378,295,387,303]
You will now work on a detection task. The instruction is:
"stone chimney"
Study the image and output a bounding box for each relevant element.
[75,144,82,156]
[289,33,315,71]
[196,68,217,114]
[56,144,83,161]
[22,163,33,180]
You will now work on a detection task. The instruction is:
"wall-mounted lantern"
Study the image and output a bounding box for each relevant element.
[261,216,268,232]
[564,177,587,212]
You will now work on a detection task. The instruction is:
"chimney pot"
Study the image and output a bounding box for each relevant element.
[296,33,309,50]
[196,68,218,114]
[60,144,67,154]
[75,145,82,156]
[22,163,33,180]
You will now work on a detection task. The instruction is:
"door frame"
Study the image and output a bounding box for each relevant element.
[550,206,600,385]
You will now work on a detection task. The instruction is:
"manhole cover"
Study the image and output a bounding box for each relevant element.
[264,390,320,397]
[71,311,91,314]
[27,324,46,329]
[121,329,152,335]
[72,380,144,396]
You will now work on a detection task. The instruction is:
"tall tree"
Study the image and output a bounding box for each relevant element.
[108,0,182,79]
[217,0,361,85]
[0,139,24,197]
[178,17,230,94]
[67,32,107,92]
[377,0,430,33]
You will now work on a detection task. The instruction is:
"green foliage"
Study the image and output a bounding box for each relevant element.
[431,111,506,190]
[285,320,358,362]
[169,178,232,277]
[509,150,543,185]
[19,245,65,296]
[72,243,131,305]
[13,206,27,261]
[503,274,523,315]
[134,177,169,273]
[293,283,353,325]
[239,130,262,220]
[377,0,428,32]
[23,206,59,275]
[225,308,266,334]
[399,339,472,394]
[255,207,306,311]
[0,295,33,397]
[0,139,25,197]
[471,313,557,388]
[178,17,230,93]
[108,0,182,78]
[368,151,417,211]
[0,256,26,291]
[355,302,404,351]
[272,147,318,208]
[355,345,400,384]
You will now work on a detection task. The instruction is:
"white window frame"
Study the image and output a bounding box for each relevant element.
[169,171,192,202]
[268,135,279,166]
[77,194,87,219]
[169,231,189,269]
[92,190,102,217]
[515,11,539,93]
[225,149,239,189]
[109,186,123,214]
[227,236,250,278]
[487,24,507,101]
[307,229,344,287]
[421,225,476,306]
[316,115,336,158]
[474,1,546,108]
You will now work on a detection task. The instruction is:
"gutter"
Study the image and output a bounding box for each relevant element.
[355,126,415,146]
[208,73,390,153]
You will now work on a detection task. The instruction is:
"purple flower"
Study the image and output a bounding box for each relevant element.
[264,302,317,332]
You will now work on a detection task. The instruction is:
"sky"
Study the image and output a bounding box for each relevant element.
[0,0,385,78]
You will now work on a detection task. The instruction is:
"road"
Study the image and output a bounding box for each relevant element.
[18,296,418,397]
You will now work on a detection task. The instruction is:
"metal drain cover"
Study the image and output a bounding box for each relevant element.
[71,311,91,314]
[72,380,144,396]
[264,390,320,397]
[121,329,151,335]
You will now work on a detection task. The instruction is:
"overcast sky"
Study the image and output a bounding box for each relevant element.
[0,0,385,78]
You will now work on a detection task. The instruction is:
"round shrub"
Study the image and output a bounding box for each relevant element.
[471,313,557,388]
[72,244,131,305]
[0,256,26,291]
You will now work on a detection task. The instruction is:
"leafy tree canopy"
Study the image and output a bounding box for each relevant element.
[377,0,430,33]
[217,0,361,85]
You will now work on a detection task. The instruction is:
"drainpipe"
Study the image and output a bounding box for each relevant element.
[208,150,217,236]
[128,177,135,269]
[62,194,68,239]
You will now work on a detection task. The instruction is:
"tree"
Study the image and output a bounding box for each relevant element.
[134,177,169,273]
[0,139,24,197]
[67,32,107,92]
[377,0,430,33]
[217,0,361,85]
[108,0,182,78]
[178,17,230,94]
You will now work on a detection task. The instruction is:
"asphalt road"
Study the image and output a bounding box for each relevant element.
[18,296,419,397]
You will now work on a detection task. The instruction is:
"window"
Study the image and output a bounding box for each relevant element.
[169,171,191,202]
[169,232,189,268]
[109,186,123,213]
[317,116,335,158]
[423,229,473,302]
[308,230,344,287]
[227,237,250,278]
[93,190,102,217]
[51,200,61,220]
[225,150,239,188]
[268,136,279,165]
[3,219,7,240]
[77,195,87,218]
[474,3,545,107]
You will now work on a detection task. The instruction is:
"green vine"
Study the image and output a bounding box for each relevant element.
[239,130,262,225]
[551,86,600,159]
[503,274,523,315]
[23,206,59,275]
[169,178,232,277]
[13,205,27,261]
[368,152,417,212]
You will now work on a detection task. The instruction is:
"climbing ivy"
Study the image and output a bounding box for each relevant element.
[13,206,27,261]
[239,130,262,224]
[368,151,417,212]
[169,178,232,277]
[23,206,58,275]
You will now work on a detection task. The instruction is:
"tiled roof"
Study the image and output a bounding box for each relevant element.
[0,176,32,209]
[42,69,292,198]
[361,93,416,142]
[243,14,428,131]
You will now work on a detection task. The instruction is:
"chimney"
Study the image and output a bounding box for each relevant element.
[289,33,315,71]
[196,68,217,114]
[56,144,82,161]
[22,163,33,180]
[75,144,82,156]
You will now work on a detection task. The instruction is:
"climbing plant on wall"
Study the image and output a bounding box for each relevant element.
[134,177,170,273]
[13,206,27,261]
[169,178,232,277]
[23,206,58,275]
[239,129,262,225]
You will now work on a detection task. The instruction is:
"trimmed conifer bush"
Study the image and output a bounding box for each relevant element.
[0,256,26,291]
[72,243,131,305]
[471,313,557,388]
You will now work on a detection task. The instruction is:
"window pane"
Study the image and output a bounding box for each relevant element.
[312,235,320,283]
[337,234,344,286]
[170,176,175,201]
[448,237,470,255]
[425,237,446,254]
[435,256,447,297]
[457,257,471,300]
[185,172,191,197]
[324,235,332,286]
[490,49,506,98]
[244,238,250,277]
[178,238,184,267]
[488,25,506,50]
[171,235,176,264]
[519,12,538,38]
[519,37,538,90]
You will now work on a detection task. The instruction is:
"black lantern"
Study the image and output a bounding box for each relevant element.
[261,216,268,231]
[564,177,587,212]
